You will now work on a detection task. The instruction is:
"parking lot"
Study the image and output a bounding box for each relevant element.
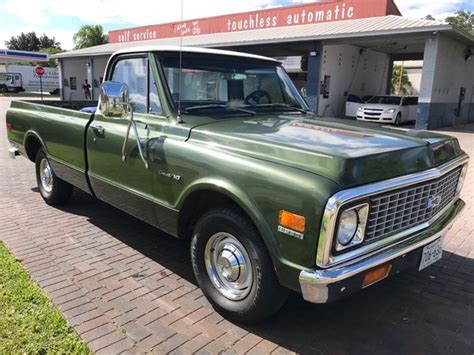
[1,96,473,354]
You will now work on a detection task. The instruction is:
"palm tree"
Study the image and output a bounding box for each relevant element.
[73,25,108,49]
[391,64,413,95]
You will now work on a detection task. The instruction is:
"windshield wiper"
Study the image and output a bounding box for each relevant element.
[251,104,309,114]
[183,104,255,115]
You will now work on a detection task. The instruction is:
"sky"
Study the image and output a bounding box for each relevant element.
[0,0,472,50]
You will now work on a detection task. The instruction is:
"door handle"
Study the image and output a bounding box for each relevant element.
[90,122,105,135]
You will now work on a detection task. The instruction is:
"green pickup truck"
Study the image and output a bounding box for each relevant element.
[6,46,469,323]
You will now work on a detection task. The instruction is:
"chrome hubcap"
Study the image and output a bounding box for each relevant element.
[39,158,53,193]
[205,232,253,300]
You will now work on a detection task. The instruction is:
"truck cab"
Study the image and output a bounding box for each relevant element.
[0,72,24,93]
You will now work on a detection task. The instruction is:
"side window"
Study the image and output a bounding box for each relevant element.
[403,97,418,106]
[347,95,361,103]
[112,57,147,113]
[149,67,162,114]
[402,98,408,106]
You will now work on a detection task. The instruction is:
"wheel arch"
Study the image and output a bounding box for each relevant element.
[23,131,47,162]
[176,179,283,269]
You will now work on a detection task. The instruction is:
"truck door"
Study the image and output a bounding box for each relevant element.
[86,54,171,227]
[14,74,21,88]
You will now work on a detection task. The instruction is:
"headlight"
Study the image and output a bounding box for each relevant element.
[335,203,369,251]
[357,107,364,111]
[384,108,396,114]
[337,210,358,245]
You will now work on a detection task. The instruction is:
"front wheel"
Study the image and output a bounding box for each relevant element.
[394,113,402,126]
[191,208,288,324]
[35,149,73,205]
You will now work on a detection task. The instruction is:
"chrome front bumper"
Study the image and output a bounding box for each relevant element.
[8,147,19,159]
[299,198,465,303]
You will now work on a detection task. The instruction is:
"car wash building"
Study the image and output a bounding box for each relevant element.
[53,0,474,129]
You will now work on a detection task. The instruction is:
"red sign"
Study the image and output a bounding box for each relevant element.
[35,66,45,77]
[109,0,400,44]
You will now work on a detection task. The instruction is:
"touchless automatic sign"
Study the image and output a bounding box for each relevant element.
[109,0,400,44]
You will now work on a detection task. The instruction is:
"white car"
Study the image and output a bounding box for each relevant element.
[356,96,418,125]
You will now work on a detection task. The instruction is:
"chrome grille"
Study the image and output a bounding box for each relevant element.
[365,167,462,244]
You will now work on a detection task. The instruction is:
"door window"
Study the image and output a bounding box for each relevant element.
[112,57,148,113]
[111,57,162,115]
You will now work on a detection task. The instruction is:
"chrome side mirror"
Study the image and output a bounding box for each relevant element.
[99,81,130,118]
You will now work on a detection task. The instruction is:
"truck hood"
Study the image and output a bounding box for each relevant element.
[189,115,463,187]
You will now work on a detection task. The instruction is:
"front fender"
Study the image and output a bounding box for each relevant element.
[175,171,339,292]
[176,177,282,264]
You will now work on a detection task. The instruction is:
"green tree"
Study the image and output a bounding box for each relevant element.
[38,48,65,68]
[445,10,473,35]
[5,32,60,51]
[424,15,436,21]
[73,25,108,49]
[391,64,413,95]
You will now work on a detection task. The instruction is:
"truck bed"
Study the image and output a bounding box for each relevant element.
[7,100,96,192]
[24,100,98,111]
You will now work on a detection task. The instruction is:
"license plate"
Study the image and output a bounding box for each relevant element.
[419,238,443,271]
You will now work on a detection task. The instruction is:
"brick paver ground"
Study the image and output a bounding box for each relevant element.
[1,97,473,354]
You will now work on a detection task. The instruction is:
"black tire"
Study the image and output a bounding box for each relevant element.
[191,208,289,324]
[395,113,402,126]
[35,149,73,205]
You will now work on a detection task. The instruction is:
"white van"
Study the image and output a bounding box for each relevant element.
[356,96,418,125]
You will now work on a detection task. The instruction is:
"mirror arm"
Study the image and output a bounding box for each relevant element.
[130,119,149,169]
[121,104,133,162]
[120,104,149,169]
[121,121,132,163]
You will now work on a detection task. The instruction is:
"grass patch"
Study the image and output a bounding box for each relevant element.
[0,242,90,354]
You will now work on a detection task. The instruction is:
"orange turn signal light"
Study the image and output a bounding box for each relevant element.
[362,264,392,288]
[279,210,306,233]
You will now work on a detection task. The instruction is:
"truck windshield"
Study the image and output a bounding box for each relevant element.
[158,52,309,115]
[368,96,402,105]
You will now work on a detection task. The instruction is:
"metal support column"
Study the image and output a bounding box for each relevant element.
[306,42,322,113]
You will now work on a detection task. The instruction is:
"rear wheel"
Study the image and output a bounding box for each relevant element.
[35,149,73,205]
[190,208,288,324]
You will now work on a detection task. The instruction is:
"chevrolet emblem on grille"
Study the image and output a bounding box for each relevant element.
[427,194,442,209]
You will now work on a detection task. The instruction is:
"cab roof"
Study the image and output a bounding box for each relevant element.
[113,45,279,63]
